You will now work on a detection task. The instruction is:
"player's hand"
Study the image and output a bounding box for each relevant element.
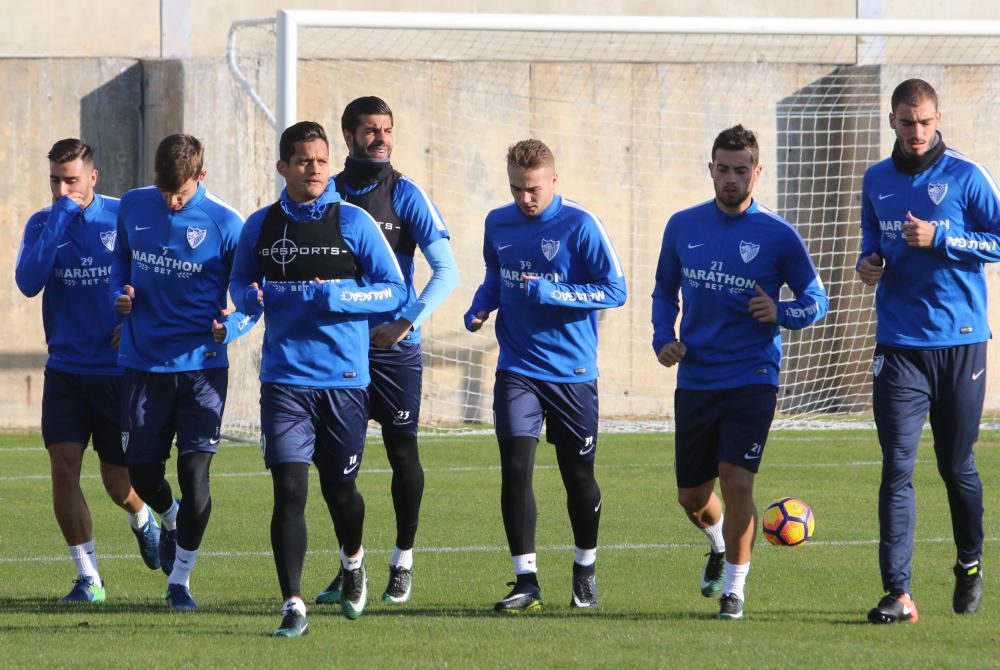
[521,273,540,292]
[115,285,135,315]
[857,252,884,286]
[749,284,778,324]
[57,192,88,209]
[656,341,687,367]
[468,310,491,332]
[212,309,229,344]
[902,212,935,248]
[250,282,263,306]
[111,323,123,349]
[370,318,413,349]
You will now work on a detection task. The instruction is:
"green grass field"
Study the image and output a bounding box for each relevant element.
[1,429,998,669]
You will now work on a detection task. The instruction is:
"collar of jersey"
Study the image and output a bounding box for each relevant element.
[521,194,563,222]
[279,177,341,222]
[80,193,106,223]
[714,198,759,219]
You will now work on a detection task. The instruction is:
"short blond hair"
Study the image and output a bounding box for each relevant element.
[506,139,555,170]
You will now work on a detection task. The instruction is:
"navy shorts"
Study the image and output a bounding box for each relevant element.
[41,368,125,466]
[674,384,777,488]
[121,367,228,464]
[368,340,422,438]
[260,383,369,483]
[493,370,599,459]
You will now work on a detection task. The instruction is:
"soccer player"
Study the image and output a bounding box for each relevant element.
[313,96,458,606]
[15,138,161,603]
[111,134,255,610]
[651,125,828,620]
[231,121,406,636]
[464,139,627,613]
[858,79,999,624]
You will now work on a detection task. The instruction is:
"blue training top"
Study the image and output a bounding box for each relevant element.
[652,198,828,390]
[16,194,122,375]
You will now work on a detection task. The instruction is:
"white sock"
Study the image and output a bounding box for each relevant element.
[127,504,150,531]
[391,547,414,570]
[69,541,100,582]
[160,500,179,532]
[167,545,198,588]
[512,553,537,575]
[723,560,750,600]
[701,516,725,554]
[575,547,597,567]
[284,596,306,616]
[959,558,980,570]
[340,546,365,571]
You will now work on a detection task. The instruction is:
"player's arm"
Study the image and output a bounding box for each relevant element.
[315,209,406,314]
[213,212,260,344]
[651,219,685,365]
[229,210,266,318]
[394,181,460,329]
[921,170,1000,263]
[526,216,627,310]
[856,175,885,285]
[464,227,501,332]
[771,233,829,330]
[14,200,82,297]
[110,204,135,313]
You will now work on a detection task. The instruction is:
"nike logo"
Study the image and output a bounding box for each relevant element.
[878,193,894,200]
[901,604,914,615]
[135,226,152,231]
[594,499,602,513]
[743,453,761,461]
[498,244,512,251]
[972,369,986,380]
[58,242,71,248]
[343,462,360,476]
[208,437,220,445]
[579,443,595,456]
[687,243,705,249]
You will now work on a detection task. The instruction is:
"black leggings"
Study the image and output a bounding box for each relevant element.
[383,430,423,550]
[128,451,214,550]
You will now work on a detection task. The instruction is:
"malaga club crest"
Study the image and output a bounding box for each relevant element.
[541,239,560,261]
[928,183,948,205]
[739,240,760,263]
[186,227,207,249]
[100,230,117,252]
[872,354,884,377]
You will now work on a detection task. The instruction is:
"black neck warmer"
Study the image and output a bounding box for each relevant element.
[342,156,393,187]
[891,132,945,175]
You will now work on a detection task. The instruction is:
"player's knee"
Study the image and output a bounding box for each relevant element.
[101,473,134,505]
[128,462,165,499]
[677,489,709,514]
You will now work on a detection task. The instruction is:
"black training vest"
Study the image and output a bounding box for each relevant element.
[336,171,416,257]
[254,202,360,281]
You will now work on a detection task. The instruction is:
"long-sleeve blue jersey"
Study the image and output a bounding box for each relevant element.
[464,194,627,383]
[16,194,122,375]
[111,183,255,372]
[335,171,458,341]
[859,147,1000,347]
[230,181,407,388]
[652,199,828,390]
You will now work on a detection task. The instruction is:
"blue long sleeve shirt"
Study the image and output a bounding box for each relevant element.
[652,199,828,390]
[859,147,1000,347]
[110,183,255,372]
[464,194,627,383]
[15,194,122,375]
[335,172,458,339]
[230,181,407,388]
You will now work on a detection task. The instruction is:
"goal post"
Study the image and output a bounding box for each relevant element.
[225,12,1000,435]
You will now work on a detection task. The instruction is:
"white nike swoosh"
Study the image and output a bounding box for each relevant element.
[579,444,595,456]
[58,242,71,248]
[208,438,220,445]
[901,605,913,615]
[743,453,761,460]
[973,369,986,380]
[878,193,894,200]
[687,243,705,249]
[594,499,602,513]
[498,244,512,251]
[343,462,360,475]
[135,226,152,231]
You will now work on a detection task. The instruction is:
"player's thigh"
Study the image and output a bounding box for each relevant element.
[493,370,544,440]
[41,368,94,448]
[313,387,369,484]
[261,383,318,468]
[716,384,777,475]
[543,379,599,462]
[175,368,228,456]
[872,345,930,466]
[121,368,176,464]
[929,342,987,468]
[674,387,724,488]
[368,342,422,438]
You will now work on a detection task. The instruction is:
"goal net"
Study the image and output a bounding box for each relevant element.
[225,12,1000,435]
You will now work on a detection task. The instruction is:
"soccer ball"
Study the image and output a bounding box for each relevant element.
[761,497,815,547]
